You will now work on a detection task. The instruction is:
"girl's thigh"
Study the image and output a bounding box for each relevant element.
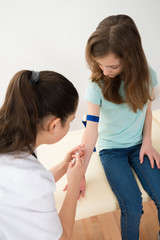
[129,144,160,205]
[99,149,143,212]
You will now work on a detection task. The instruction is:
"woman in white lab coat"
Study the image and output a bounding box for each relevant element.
[0,70,84,240]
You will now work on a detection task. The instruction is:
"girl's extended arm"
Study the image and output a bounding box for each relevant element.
[140,89,160,168]
[81,101,100,171]
[82,121,99,171]
[77,101,100,199]
[141,97,152,146]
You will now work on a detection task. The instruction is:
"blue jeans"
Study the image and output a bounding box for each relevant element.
[99,144,160,240]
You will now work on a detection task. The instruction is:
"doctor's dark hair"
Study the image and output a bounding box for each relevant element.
[86,14,151,112]
[0,70,78,154]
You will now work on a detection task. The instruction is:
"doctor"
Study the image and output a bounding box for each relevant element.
[0,70,84,240]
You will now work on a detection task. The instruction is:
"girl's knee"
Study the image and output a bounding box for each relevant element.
[120,199,143,219]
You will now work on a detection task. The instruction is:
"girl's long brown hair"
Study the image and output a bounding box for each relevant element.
[0,70,78,154]
[86,14,152,112]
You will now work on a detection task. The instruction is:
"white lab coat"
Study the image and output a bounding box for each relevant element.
[0,151,62,240]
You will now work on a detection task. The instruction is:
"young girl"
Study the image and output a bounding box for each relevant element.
[81,15,160,240]
[0,70,85,240]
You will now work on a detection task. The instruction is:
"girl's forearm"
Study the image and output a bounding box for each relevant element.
[81,126,98,171]
[142,101,152,145]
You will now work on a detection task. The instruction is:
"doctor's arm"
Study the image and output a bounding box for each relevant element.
[59,154,85,240]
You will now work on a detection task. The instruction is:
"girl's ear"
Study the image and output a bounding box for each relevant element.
[47,117,61,135]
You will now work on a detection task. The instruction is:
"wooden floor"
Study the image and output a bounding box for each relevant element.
[71,201,159,240]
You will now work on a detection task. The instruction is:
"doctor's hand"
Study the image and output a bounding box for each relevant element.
[63,144,85,165]
[140,144,160,169]
[66,153,85,190]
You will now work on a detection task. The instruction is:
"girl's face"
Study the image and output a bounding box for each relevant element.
[95,53,123,78]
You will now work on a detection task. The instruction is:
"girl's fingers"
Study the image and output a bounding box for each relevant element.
[139,151,144,164]
[155,159,160,169]
[140,150,160,169]
[148,155,154,169]
[63,184,68,191]
[154,154,160,169]
[81,188,85,198]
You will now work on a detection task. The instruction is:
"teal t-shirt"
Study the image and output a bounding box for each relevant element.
[85,67,158,151]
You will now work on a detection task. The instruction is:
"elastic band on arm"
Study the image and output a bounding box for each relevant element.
[82,115,99,152]
[86,115,99,122]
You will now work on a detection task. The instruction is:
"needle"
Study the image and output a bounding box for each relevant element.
[71,152,79,164]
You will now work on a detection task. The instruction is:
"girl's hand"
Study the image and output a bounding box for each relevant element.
[140,144,160,169]
[63,174,86,200]
[78,175,86,199]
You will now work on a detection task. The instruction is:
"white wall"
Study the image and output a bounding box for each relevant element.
[0,0,160,130]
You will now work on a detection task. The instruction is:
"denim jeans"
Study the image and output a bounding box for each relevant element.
[99,144,160,240]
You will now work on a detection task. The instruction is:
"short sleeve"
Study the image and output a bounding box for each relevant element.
[85,82,102,106]
[149,66,158,88]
